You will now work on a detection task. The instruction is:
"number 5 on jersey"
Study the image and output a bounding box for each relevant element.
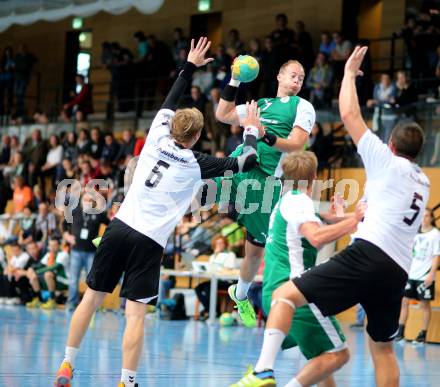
[145,160,170,188]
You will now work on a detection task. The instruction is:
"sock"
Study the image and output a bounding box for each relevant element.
[285,377,303,387]
[63,346,78,368]
[398,324,405,336]
[236,277,252,301]
[254,328,286,372]
[121,368,137,386]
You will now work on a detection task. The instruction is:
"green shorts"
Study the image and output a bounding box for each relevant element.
[215,168,282,246]
[38,267,69,291]
[263,295,346,360]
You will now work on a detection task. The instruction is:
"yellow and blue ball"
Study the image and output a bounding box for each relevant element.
[219,312,235,327]
[232,55,260,83]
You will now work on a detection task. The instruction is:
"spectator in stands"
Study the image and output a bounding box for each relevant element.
[77,128,91,155]
[133,31,149,64]
[9,135,20,160]
[62,132,78,165]
[78,160,96,187]
[226,29,245,54]
[0,242,32,305]
[110,42,134,112]
[219,213,245,256]
[23,128,47,190]
[0,46,15,116]
[12,176,32,214]
[0,135,11,167]
[392,71,418,113]
[367,74,397,141]
[33,109,49,124]
[397,208,440,343]
[212,45,232,85]
[100,41,113,68]
[225,125,243,156]
[306,52,333,108]
[271,13,295,47]
[260,36,280,97]
[63,74,93,122]
[101,133,120,164]
[4,152,27,182]
[62,191,110,310]
[295,20,314,73]
[115,129,136,165]
[17,206,36,245]
[319,31,336,58]
[331,31,352,85]
[205,88,229,153]
[14,44,36,119]
[195,235,237,320]
[26,237,69,309]
[192,64,215,96]
[246,38,263,99]
[35,202,57,245]
[307,122,333,170]
[89,127,104,160]
[42,135,63,186]
[57,158,76,184]
[172,27,189,61]
[133,130,147,157]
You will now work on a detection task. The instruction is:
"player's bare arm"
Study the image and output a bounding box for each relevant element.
[339,46,369,146]
[300,203,365,249]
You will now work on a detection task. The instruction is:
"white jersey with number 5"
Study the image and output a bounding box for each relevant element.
[353,130,430,273]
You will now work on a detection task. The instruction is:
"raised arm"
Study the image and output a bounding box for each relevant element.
[215,61,241,125]
[339,46,369,146]
[162,37,213,111]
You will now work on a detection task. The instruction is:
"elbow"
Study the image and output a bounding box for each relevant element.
[215,109,225,122]
[308,235,323,249]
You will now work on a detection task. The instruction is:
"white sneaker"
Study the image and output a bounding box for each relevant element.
[5,297,21,305]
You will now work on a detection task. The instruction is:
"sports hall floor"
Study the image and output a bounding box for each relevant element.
[1,305,439,387]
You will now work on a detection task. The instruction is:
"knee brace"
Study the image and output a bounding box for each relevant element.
[271,298,296,311]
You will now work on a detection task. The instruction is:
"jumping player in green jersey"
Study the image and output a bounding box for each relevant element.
[215,60,316,327]
[230,151,366,387]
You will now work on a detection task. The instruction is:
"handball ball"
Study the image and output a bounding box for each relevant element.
[219,312,235,327]
[232,55,260,83]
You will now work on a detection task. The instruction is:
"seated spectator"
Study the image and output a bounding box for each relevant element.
[0,243,32,305]
[205,88,229,153]
[17,206,37,245]
[225,125,243,155]
[78,160,97,187]
[226,29,245,54]
[12,176,33,214]
[56,158,77,184]
[33,109,49,125]
[77,128,91,155]
[90,127,104,160]
[3,151,26,181]
[319,31,336,58]
[0,135,11,167]
[306,52,333,108]
[63,74,94,122]
[41,134,63,185]
[392,71,418,118]
[192,64,215,96]
[115,129,136,165]
[331,31,352,84]
[101,133,120,164]
[35,202,58,245]
[26,237,69,309]
[172,27,189,61]
[367,74,397,140]
[62,131,79,165]
[195,236,237,320]
[307,122,333,170]
[133,131,148,157]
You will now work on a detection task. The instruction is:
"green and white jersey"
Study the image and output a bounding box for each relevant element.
[263,190,321,298]
[237,96,315,177]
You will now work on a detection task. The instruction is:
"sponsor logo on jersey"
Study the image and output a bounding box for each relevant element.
[157,147,189,164]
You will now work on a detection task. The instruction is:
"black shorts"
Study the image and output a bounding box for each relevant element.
[86,218,164,304]
[404,279,435,301]
[293,239,408,342]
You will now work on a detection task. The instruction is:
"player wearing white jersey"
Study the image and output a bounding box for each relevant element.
[397,207,440,343]
[54,37,261,387]
[245,46,430,387]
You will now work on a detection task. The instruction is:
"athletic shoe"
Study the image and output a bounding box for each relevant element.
[54,361,73,387]
[26,297,41,308]
[5,297,21,305]
[41,299,57,310]
[412,330,426,344]
[228,284,257,328]
[229,366,276,387]
[117,383,139,387]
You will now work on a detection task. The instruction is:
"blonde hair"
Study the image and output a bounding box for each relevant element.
[171,108,204,143]
[282,151,317,189]
[279,60,304,74]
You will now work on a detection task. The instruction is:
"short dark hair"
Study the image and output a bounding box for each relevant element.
[276,13,288,23]
[390,121,424,160]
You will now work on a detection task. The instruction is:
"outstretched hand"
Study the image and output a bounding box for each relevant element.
[344,46,368,78]
[241,100,265,137]
[187,37,214,67]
